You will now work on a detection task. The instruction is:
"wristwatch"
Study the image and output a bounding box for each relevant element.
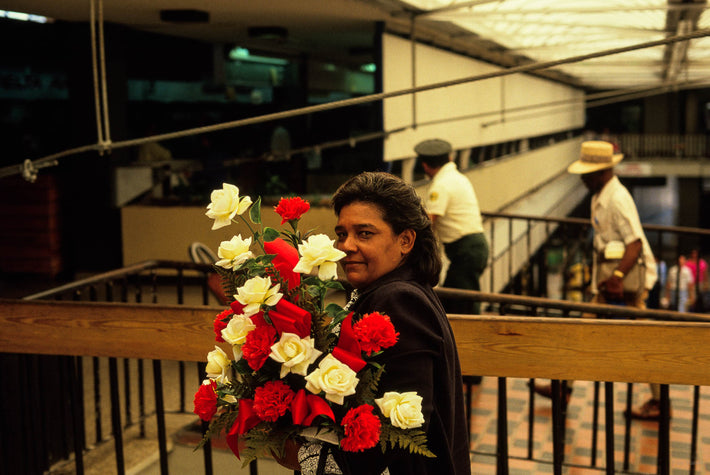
[613,269,625,279]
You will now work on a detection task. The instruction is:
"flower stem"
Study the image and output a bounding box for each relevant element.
[235,215,265,253]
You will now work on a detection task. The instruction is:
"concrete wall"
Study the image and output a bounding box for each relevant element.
[122,138,588,293]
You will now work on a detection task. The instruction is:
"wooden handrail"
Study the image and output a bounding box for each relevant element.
[3,298,710,386]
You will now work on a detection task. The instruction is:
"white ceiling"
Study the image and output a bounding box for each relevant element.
[4,0,710,92]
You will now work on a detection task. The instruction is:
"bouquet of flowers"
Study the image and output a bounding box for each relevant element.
[193,183,434,466]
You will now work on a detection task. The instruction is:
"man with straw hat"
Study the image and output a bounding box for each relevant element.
[534,140,661,420]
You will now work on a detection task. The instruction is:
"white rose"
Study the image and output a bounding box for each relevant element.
[221,314,256,346]
[293,234,347,280]
[205,346,231,383]
[234,276,283,315]
[215,235,254,269]
[205,183,253,230]
[375,391,425,429]
[304,354,359,405]
[270,332,322,378]
[223,394,238,404]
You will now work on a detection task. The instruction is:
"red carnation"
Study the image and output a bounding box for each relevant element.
[193,380,218,422]
[213,308,234,342]
[274,197,310,224]
[242,324,278,371]
[253,380,296,422]
[340,404,381,452]
[353,312,399,356]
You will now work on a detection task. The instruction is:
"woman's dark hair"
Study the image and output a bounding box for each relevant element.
[332,171,442,286]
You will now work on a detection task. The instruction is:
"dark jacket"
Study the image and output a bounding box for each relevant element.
[335,264,471,475]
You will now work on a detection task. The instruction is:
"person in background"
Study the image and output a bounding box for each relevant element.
[663,254,695,313]
[534,140,661,420]
[415,138,489,315]
[647,255,666,309]
[684,249,708,311]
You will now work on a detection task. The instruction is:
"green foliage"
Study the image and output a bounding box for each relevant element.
[249,196,262,224]
[378,425,436,458]
[239,424,291,467]
[263,226,280,242]
[354,364,384,405]
[196,410,237,451]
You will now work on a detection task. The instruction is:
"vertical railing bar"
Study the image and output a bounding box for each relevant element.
[197,362,214,475]
[604,382,614,475]
[551,379,563,475]
[526,219,532,295]
[590,381,599,467]
[76,356,87,451]
[72,291,88,452]
[109,357,126,475]
[69,356,85,475]
[138,359,146,438]
[690,385,700,475]
[27,355,46,474]
[152,360,170,474]
[508,218,513,292]
[623,383,632,471]
[123,359,132,428]
[93,356,103,444]
[119,277,132,429]
[496,377,509,475]
[489,219,496,293]
[58,355,72,459]
[201,271,210,306]
[527,378,535,460]
[177,266,187,413]
[135,277,146,437]
[657,384,670,475]
[151,270,159,304]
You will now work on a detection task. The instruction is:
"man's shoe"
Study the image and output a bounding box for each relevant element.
[531,383,572,403]
[625,398,671,421]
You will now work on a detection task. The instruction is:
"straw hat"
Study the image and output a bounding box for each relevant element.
[567,140,623,174]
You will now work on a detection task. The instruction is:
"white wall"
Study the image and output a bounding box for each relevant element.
[382,33,585,161]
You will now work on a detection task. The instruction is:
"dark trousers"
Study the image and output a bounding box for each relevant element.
[442,232,489,314]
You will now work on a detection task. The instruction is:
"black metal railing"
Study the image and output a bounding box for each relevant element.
[4,208,710,475]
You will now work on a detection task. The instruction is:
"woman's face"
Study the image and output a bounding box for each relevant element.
[334,202,414,289]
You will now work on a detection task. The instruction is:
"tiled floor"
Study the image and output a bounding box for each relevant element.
[145,376,710,475]
[467,377,710,474]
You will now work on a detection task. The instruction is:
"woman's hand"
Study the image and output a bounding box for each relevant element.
[272,438,301,471]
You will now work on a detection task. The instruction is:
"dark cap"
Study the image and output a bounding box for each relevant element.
[414,138,452,158]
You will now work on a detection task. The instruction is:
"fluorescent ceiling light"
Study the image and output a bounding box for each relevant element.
[0,10,50,23]
[228,47,288,65]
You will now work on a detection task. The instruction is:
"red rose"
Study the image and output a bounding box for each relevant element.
[242,324,277,371]
[193,380,218,422]
[340,404,381,452]
[353,312,399,355]
[213,308,234,342]
[274,197,310,224]
[253,380,296,422]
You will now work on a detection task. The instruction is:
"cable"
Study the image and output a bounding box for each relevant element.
[2,28,709,181]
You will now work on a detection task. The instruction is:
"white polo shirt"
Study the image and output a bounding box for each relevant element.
[591,175,658,290]
[425,161,483,244]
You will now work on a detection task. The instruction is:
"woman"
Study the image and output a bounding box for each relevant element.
[291,172,471,474]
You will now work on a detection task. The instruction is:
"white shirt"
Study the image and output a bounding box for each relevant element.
[666,264,694,291]
[424,161,483,243]
[591,175,658,290]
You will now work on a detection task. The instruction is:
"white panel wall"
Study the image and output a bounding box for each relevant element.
[382,33,586,161]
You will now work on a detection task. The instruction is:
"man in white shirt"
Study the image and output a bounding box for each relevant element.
[416,138,489,315]
[535,140,662,420]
